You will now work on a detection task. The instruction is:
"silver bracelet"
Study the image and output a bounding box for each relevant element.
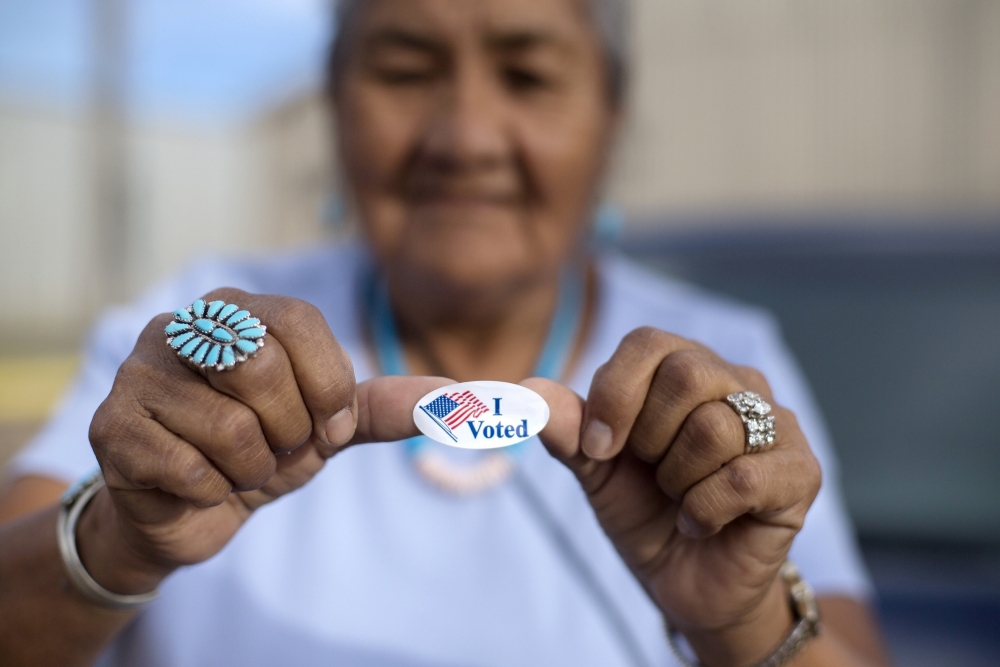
[666,561,821,667]
[57,469,160,609]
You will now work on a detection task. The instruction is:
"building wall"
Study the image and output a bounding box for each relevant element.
[0,107,96,349]
[0,106,287,351]
[611,0,1000,224]
[251,93,339,248]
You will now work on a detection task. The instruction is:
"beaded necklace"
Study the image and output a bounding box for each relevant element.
[367,268,585,494]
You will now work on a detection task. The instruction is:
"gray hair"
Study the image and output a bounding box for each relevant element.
[328,0,630,105]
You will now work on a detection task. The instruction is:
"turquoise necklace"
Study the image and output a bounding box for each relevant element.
[367,268,585,493]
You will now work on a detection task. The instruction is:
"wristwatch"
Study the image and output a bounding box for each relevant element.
[666,561,821,667]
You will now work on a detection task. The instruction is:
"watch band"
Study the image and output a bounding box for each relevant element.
[56,469,160,609]
[666,561,821,667]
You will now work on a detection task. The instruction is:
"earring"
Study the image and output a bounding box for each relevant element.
[323,193,347,234]
[592,201,625,245]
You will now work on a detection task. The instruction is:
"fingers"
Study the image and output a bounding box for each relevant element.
[141,369,276,492]
[654,401,745,501]
[676,410,821,539]
[582,328,777,470]
[93,367,451,519]
[96,291,362,519]
[529,369,812,545]
[525,377,637,498]
[731,364,775,402]
[521,377,584,463]
[91,405,232,513]
[628,350,745,463]
[206,336,312,454]
[202,290,357,455]
[238,438,329,511]
[580,328,700,461]
[149,302,311,458]
[349,375,455,446]
[582,327,746,464]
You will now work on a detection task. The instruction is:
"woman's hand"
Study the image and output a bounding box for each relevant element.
[527,327,822,667]
[82,288,446,598]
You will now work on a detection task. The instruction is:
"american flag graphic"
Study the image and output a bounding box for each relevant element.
[419,391,490,441]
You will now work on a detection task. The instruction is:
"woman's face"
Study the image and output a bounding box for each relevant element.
[334,0,617,296]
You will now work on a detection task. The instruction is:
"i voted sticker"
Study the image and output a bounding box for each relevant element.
[413,381,550,449]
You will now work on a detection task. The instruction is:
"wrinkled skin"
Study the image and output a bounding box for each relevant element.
[526,328,822,665]
[83,289,452,593]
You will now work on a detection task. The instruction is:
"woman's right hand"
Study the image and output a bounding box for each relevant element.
[81,288,447,597]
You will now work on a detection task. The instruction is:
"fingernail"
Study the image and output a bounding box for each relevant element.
[676,511,700,539]
[581,420,613,459]
[325,408,355,447]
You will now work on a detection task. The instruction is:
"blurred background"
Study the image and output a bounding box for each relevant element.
[1,0,998,664]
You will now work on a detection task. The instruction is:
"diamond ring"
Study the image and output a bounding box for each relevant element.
[726,390,776,454]
[165,299,266,371]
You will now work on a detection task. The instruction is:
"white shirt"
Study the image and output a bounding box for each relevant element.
[9,243,872,667]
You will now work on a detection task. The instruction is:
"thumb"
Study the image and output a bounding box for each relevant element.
[240,375,454,510]
[521,377,584,463]
[348,375,455,446]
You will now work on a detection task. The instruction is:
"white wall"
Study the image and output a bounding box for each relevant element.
[609,0,1000,225]
[0,107,95,346]
[126,123,268,282]
[0,106,278,350]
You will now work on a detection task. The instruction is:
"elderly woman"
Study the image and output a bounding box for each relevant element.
[0,1,891,666]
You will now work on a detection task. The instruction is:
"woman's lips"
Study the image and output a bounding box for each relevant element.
[407,186,521,204]
[408,199,522,224]
[404,172,524,207]
[414,194,516,206]
[405,191,526,221]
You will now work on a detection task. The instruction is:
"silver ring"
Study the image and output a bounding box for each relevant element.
[165,299,266,371]
[726,391,776,453]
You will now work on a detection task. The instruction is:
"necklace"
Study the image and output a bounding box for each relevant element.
[367,268,585,495]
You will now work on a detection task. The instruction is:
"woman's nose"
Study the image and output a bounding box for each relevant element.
[421,64,511,171]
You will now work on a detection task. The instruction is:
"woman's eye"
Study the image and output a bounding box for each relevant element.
[376,67,436,85]
[503,67,550,92]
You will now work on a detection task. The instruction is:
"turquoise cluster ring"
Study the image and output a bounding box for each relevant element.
[165,299,266,371]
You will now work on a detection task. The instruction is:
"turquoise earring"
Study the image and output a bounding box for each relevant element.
[324,193,347,233]
[593,201,625,245]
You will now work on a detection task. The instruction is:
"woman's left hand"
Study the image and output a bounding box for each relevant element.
[526,327,822,667]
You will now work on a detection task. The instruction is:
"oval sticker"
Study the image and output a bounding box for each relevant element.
[413,381,550,449]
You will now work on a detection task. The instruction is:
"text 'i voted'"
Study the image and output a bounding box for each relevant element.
[413,381,550,449]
